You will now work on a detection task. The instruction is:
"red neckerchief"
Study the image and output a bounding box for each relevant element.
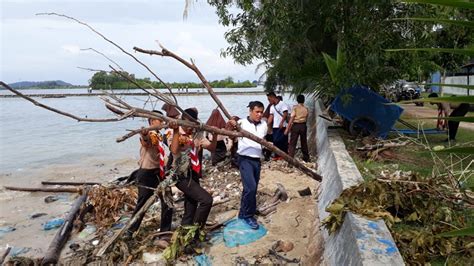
[156,140,165,179]
[189,141,201,174]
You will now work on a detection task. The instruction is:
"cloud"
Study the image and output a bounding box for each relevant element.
[1,1,264,85]
[61,45,82,54]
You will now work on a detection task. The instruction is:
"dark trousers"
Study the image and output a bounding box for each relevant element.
[272,127,288,154]
[211,140,227,166]
[129,168,173,233]
[288,123,309,162]
[263,133,273,161]
[238,155,261,218]
[448,103,470,140]
[175,175,213,226]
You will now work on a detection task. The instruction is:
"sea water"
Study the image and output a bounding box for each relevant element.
[0,88,295,175]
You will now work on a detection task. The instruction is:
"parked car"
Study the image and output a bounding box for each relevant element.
[383,80,424,106]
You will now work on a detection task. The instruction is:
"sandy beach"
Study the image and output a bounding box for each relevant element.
[0,157,137,258]
[0,157,322,264]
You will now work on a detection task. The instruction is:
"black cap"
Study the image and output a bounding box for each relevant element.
[184,108,198,120]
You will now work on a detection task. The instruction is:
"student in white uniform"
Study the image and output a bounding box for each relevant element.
[267,92,289,158]
[228,101,267,229]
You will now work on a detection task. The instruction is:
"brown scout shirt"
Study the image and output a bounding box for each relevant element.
[291,104,309,123]
[139,131,167,169]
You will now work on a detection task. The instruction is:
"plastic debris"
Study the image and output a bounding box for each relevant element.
[43,218,65,230]
[194,253,212,266]
[78,224,97,239]
[10,247,31,257]
[142,252,163,263]
[223,219,267,247]
[0,226,16,238]
[111,216,130,230]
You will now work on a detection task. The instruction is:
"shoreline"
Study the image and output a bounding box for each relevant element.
[0,91,266,98]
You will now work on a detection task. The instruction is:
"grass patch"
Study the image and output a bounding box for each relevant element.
[341,112,474,182]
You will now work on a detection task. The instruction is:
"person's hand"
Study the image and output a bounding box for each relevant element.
[140,127,149,137]
[168,120,179,130]
[227,119,237,129]
[279,122,284,129]
[284,128,289,135]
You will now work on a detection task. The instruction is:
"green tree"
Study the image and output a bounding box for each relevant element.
[208,0,467,96]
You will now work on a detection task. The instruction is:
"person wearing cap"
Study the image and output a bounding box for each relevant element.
[228,101,267,230]
[267,92,289,159]
[168,108,217,229]
[285,94,310,162]
[126,110,173,238]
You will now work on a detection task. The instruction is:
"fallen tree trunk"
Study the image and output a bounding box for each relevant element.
[0,247,11,265]
[133,47,322,182]
[4,186,81,193]
[42,181,101,186]
[42,189,89,265]
[115,111,322,181]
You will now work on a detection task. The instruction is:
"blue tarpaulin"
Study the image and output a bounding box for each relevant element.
[221,219,267,248]
[331,86,404,138]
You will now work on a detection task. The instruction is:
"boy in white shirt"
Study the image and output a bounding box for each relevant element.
[228,101,267,229]
[267,92,288,158]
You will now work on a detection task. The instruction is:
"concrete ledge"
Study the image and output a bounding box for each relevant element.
[313,99,404,265]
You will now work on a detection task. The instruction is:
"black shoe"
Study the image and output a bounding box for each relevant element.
[243,217,259,230]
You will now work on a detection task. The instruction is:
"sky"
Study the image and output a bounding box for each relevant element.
[0,0,262,85]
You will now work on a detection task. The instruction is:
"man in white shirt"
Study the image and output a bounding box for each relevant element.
[228,101,267,229]
[267,92,289,158]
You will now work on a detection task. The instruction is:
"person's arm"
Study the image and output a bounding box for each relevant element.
[201,133,218,152]
[169,122,180,156]
[139,127,151,147]
[279,111,288,129]
[267,114,274,131]
[285,116,295,135]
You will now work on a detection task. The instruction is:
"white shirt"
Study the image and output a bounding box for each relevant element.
[270,101,289,128]
[237,118,268,158]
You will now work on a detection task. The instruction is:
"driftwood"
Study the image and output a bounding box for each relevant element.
[268,249,300,264]
[42,181,101,186]
[4,186,81,193]
[257,183,288,216]
[42,188,89,265]
[0,247,11,265]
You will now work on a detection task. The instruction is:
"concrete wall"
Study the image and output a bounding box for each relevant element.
[311,99,405,265]
[443,76,473,95]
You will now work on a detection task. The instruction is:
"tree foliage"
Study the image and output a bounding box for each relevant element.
[208,0,472,96]
[89,71,255,90]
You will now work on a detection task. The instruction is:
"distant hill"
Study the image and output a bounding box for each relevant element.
[8,80,73,89]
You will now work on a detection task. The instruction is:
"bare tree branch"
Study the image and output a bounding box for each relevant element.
[77,66,106,72]
[108,65,197,122]
[81,48,123,71]
[133,46,322,181]
[134,46,232,119]
[37,12,177,104]
[0,82,125,122]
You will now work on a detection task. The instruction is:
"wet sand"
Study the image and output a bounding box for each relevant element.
[0,157,137,257]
